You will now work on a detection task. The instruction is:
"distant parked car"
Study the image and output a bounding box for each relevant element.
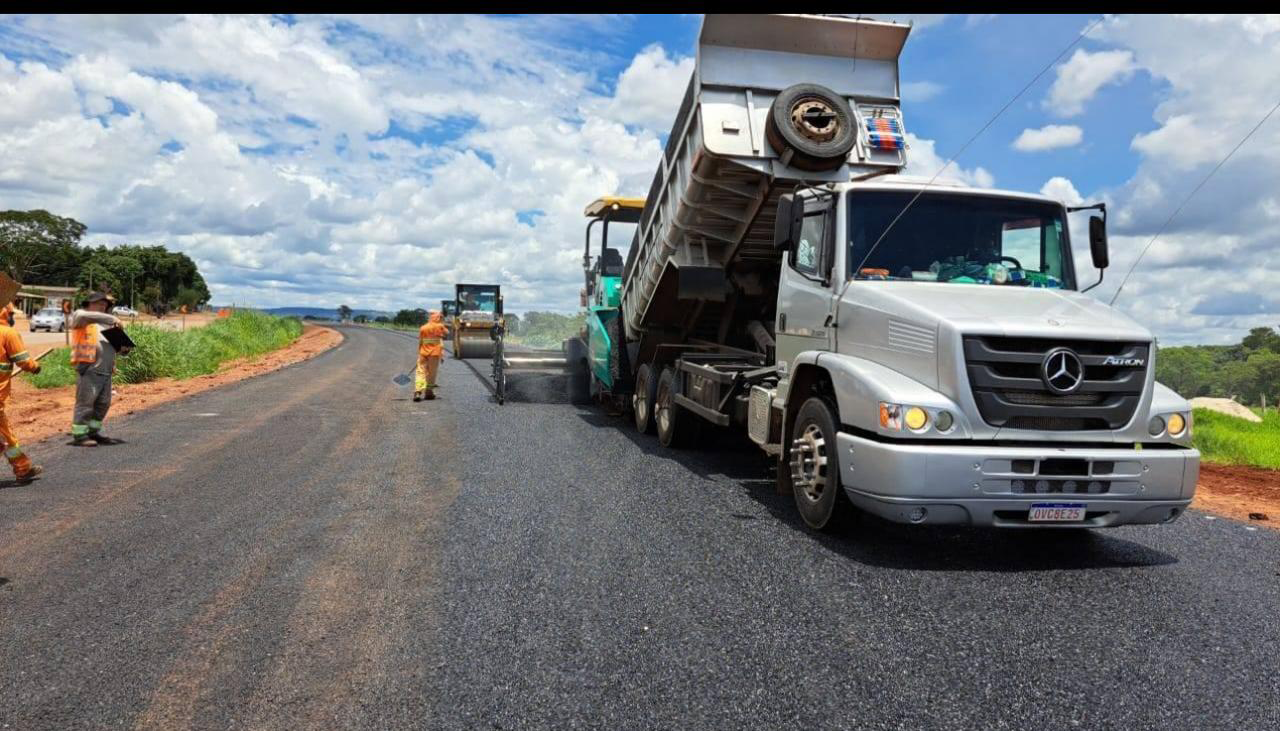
[113,306,139,317]
[30,307,66,332]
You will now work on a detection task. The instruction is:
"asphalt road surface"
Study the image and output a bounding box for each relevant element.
[2,325,1277,729]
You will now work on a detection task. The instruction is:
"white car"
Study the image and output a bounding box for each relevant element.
[29,308,66,332]
[113,306,139,317]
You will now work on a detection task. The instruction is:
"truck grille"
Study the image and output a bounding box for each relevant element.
[963,336,1149,431]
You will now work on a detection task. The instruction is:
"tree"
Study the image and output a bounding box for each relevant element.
[504,312,521,336]
[1242,326,1280,354]
[393,308,428,327]
[337,304,354,321]
[374,316,390,323]
[0,210,87,284]
[353,314,369,324]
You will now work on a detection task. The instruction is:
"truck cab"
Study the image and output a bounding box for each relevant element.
[766,176,1198,528]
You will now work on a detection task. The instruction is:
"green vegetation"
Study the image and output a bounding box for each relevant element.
[1157,326,1280,405]
[1,209,210,311]
[1192,408,1280,469]
[394,308,429,327]
[26,311,302,389]
[506,311,585,348]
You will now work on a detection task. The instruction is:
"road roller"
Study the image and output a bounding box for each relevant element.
[452,283,502,360]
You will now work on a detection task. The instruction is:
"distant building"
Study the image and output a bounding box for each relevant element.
[15,285,78,316]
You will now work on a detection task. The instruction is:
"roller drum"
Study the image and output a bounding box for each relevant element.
[456,335,495,359]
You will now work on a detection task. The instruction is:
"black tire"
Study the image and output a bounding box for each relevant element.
[633,363,658,434]
[790,397,851,531]
[765,83,857,172]
[568,358,591,404]
[655,366,700,448]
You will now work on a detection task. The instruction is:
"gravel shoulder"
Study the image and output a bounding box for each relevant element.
[3,324,342,456]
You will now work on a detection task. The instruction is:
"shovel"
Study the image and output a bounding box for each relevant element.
[391,368,415,387]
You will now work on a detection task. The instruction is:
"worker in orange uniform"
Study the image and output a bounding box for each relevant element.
[0,302,44,483]
[69,292,125,446]
[415,310,448,402]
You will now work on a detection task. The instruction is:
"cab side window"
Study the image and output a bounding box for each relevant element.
[793,211,826,276]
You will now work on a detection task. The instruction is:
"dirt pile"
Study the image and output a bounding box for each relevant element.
[1190,397,1262,423]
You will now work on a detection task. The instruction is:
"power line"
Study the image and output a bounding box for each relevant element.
[852,16,1104,278]
[1109,97,1280,305]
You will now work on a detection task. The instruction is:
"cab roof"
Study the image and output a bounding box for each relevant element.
[584,196,645,222]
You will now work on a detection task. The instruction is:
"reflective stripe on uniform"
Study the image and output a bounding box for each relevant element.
[10,351,29,362]
[71,424,90,436]
[88,419,103,431]
[4,445,22,459]
[0,363,11,372]
[421,338,443,344]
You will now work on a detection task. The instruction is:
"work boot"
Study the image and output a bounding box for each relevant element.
[15,465,43,485]
[90,433,124,445]
[70,435,98,447]
[425,389,436,401]
[413,391,422,402]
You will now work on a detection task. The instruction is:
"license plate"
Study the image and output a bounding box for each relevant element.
[1029,503,1086,522]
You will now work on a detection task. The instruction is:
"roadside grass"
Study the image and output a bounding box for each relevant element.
[1192,408,1280,469]
[25,311,303,389]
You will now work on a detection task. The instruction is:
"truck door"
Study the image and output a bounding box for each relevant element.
[776,195,836,369]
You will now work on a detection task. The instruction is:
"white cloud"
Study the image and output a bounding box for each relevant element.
[1069,14,1280,344]
[596,44,693,131]
[900,80,943,103]
[1013,124,1083,152]
[1040,176,1084,206]
[1046,48,1136,116]
[902,133,995,188]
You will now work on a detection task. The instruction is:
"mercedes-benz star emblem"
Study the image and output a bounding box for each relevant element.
[1042,348,1084,395]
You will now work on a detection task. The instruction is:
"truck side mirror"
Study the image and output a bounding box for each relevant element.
[1089,215,1109,269]
[774,194,803,250]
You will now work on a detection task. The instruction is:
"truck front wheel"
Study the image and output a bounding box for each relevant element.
[790,397,850,531]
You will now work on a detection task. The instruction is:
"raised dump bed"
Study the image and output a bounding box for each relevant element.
[621,14,911,361]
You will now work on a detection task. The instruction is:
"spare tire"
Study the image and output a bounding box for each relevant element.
[765,83,857,172]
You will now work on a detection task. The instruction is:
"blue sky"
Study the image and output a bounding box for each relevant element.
[2,14,1279,344]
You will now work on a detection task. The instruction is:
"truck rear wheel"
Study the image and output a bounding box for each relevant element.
[765,83,857,172]
[790,397,850,531]
[655,366,699,448]
[633,363,658,434]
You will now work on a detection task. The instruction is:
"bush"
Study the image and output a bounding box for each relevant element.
[1192,408,1280,469]
[23,310,302,389]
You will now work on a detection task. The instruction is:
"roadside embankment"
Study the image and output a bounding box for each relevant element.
[9,323,342,445]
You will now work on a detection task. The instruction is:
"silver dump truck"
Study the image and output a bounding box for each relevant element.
[582,14,1199,530]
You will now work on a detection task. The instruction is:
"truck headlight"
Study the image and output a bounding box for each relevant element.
[935,410,955,433]
[879,403,902,430]
[1148,415,1165,437]
[904,406,929,432]
[880,403,952,435]
[1167,412,1187,437]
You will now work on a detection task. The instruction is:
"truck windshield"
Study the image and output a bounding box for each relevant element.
[847,191,1073,289]
[457,287,498,313]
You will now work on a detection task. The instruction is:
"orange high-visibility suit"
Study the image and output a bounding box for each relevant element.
[0,304,42,481]
[416,311,448,400]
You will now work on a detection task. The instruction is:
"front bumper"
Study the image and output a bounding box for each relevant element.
[836,432,1199,528]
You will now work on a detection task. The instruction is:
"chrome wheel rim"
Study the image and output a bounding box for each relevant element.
[656,384,671,435]
[791,423,828,503]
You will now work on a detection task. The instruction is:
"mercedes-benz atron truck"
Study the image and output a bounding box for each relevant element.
[568,14,1199,531]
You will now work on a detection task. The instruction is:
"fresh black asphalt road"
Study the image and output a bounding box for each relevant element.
[2,325,1277,729]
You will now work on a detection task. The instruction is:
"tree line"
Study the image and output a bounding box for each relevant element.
[0,209,211,312]
[1157,326,1280,405]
